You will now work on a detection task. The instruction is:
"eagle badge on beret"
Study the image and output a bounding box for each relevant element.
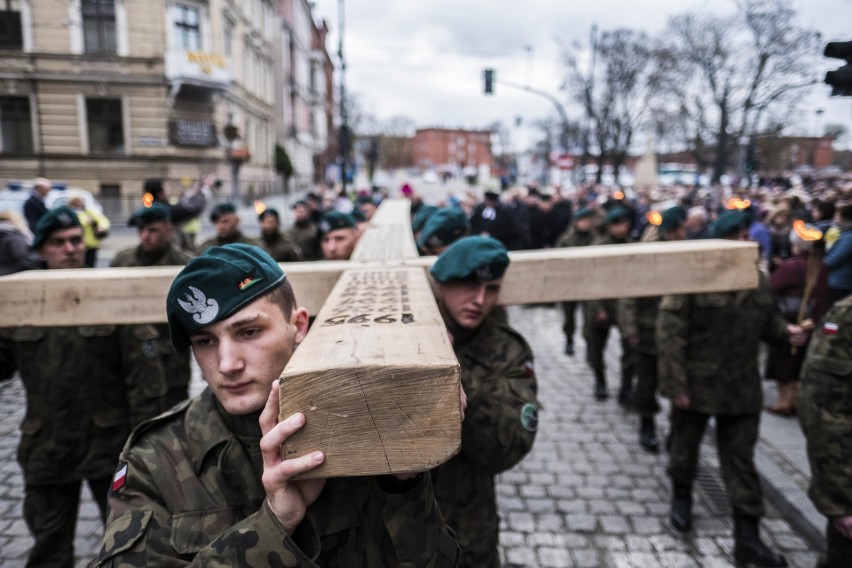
[177,286,219,324]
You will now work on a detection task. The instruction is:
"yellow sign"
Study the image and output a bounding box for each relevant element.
[187,52,226,75]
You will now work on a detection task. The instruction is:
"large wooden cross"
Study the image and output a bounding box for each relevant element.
[0,199,758,478]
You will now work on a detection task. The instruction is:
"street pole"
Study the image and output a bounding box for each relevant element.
[337,0,348,194]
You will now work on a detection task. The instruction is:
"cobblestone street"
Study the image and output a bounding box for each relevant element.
[0,304,820,567]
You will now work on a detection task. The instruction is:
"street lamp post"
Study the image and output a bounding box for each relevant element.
[223,121,241,201]
[337,0,349,193]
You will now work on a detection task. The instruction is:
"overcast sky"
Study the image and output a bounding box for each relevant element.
[309,0,852,152]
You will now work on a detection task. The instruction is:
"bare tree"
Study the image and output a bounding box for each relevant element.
[657,0,821,182]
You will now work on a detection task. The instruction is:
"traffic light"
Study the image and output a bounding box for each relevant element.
[824,41,852,96]
[483,68,495,95]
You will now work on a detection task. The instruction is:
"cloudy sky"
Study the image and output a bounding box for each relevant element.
[309,0,851,151]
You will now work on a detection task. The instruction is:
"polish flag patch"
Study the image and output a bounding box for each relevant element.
[823,322,839,336]
[111,463,128,493]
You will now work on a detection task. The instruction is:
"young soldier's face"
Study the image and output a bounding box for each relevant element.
[438,277,503,330]
[321,228,357,260]
[138,221,173,253]
[39,227,85,269]
[260,215,279,236]
[214,212,240,238]
[188,295,309,415]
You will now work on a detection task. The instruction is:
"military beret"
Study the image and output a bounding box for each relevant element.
[411,205,439,233]
[430,236,510,283]
[659,206,687,233]
[417,208,470,250]
[210,202,237,222]
[129,202,171,227]
[356,195,375,206]
[319,210,356,233]
[166,244,286,353]
[32,206,82,249]
[574,207,595,220]
[606,206,631,224]
[710,210,751,238]
[292,200,309,209]
[258,208,280,222]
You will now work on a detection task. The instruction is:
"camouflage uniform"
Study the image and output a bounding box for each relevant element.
[431,312,539,567]
[799,295,852,567]
[197,232,259,255]
[260,231,303,262]
[96,389,459,567]
[618,294,661,416]
[111,243,194,410]
[0,322,167,568]
[657,275,790,516]
[556,226,595,346]
[284,221,322,261]
[582,232,635,389]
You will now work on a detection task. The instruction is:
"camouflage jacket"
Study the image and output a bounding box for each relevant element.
[260,231,302,262]
[555,227,595,249]
[284,222,322,261]
[583,233,632,320]
[110,243,193,268]
[197,232,259,255]
[97,389,459,567]
[0,323,167,485]
[617,295,661,355]
[111,243,193,408]
[799,295,852,517]
[656,275,790,415]
[432,312,538,562]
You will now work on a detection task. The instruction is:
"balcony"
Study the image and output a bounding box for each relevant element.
[165,49,231,92]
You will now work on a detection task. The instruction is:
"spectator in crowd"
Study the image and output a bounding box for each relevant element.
[824,200,852,308]
[0,210,39,275]
[469,191,522,250]
[23,177,51,233]
[67,193,110,267]
[685,206,710,239]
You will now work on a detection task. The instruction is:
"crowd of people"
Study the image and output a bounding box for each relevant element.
[0,172,851,567]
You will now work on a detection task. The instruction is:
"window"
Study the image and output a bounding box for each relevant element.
[174,5,200,51]
[86,98,124,154]
[82,0,116,54]
[0,97,33,154]
[0,0,23,51]
[223,16,233,57]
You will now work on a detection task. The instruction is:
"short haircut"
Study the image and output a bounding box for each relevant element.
[266,279,297,319]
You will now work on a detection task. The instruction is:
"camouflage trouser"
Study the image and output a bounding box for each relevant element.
[818,520,852,568]
[632,351,660,417]
[24,476,110,568]
[561,301,578,339]
[667,409,764,517]
[583,318,635,379]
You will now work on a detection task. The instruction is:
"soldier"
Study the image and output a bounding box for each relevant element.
[619,205,687,453]
[658,209,806,568]
[555,207,597,356]
[95,244,459,566]
[319,211,359,261]
[282,200,321,261]
[0,207,167,568]
[197,202,258,254]
[429,236,539,567]
[798,295,852,568]
[583,206,635,403]
[417,207,470,256]
[257,208,302,262]
[411,204,439,244]
[111,202,194,409]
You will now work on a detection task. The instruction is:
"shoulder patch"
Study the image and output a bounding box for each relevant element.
[520,403,539,432]
[111,462,128,494]
[141,339,159,359]
[523,360,535,378]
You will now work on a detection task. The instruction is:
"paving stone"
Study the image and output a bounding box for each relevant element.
[538,546,571,567]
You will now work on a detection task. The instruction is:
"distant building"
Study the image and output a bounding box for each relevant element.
[0,0,332,213]
[412,128,494,176]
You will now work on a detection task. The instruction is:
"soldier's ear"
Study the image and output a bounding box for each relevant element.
[292,307,310,345]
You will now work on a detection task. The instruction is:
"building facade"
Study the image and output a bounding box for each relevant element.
[411,128,494,177]
[0,0,332,217]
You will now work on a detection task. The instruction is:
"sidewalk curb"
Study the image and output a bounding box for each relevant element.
[754,445,826,550]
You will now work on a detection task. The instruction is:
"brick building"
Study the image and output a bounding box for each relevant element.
[411,128,493,174]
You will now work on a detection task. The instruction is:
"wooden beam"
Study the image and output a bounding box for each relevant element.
[351,199,419,262]
[279,267,461,478]
[0,240,759,327]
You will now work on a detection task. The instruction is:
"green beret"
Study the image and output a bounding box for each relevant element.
[606,207,631,224]
[351,208,366,223]
[411,205,439,233]
[129,202,171,227]
[574,207,595,220]
[210,202,237,222]
[320,211,356,233]
[710,210,751,238]
[659,206,687,233]
[258,208,280,222]
[166,244,286,352]
[430,236,510,283]
[32,206,82,248]
[417,208,470,250]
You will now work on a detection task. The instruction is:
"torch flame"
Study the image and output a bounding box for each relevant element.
[647,210,662,226]
[614,190,625,200]
[793,220,823,241]
[254,200,266,215]
[726,197,751,210]
[143,192,154,208]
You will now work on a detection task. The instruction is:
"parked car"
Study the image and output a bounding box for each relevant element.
[0,182,103,215]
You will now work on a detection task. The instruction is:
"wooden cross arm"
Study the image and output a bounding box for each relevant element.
[0,240,757,327]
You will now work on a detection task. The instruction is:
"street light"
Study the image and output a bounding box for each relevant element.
[223,119,242,201]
